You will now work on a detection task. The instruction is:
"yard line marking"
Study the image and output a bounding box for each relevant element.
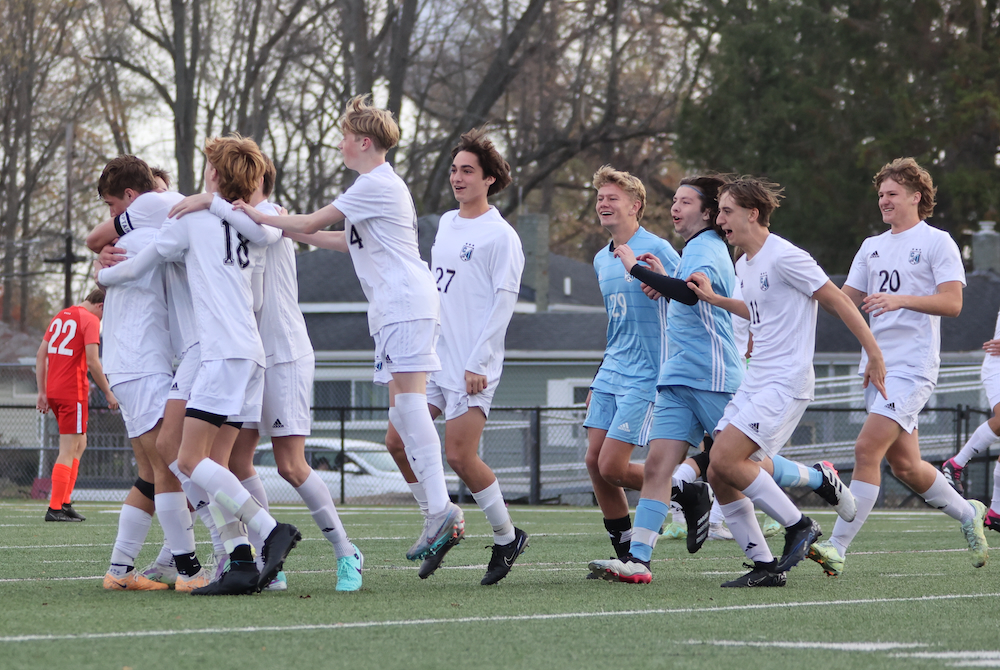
[0,592,997,643]
[685,640,928,651]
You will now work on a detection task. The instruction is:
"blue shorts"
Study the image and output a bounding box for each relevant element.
[648,385,732,446]
[583,390,654,446]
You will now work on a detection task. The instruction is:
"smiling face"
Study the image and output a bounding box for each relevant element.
[672,185,710,240]
[596,183,640,230]
[450,151,493,206]
[878,177,921,229]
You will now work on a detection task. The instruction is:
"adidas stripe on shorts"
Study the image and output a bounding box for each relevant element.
[863,373,934,434]
[245,353,314,438]
[714,386,810,460]
[583,389,654,446]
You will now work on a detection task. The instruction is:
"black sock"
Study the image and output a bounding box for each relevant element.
[604,515,632,559]
[229,545,253,564]
[173,551,201,577]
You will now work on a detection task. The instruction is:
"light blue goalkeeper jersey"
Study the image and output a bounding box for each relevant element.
[591,227,679,401]
[658,229,743,393]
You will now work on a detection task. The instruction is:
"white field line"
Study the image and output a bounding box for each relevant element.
[0,593,997,644]
[685,640,928,651]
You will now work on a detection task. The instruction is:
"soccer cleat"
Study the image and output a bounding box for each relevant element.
[45,507,80,522]
[942,458,965,496]
[191,560,259,596]
[660,522,687,539]
[673,481,713,554]
[812,461,857,522]
[61,503,86,521]
[807,540,844,577]
[174,568,211,593]
[776,516,822,572]
[264,571,288,592]
[760,514,782,538]
[720,561,787,588]
[419,535,460,579]
[406,502,465,561]
[587,554,652,584]
[336,544,364,592]
[139,560,178,586]
[961,500,989,568]
[985,509,1000,533]
[257,523,301,591]
[708,522,734,541]
[103,569,170,591]
[585,556,614,579]
[481,528,529,585]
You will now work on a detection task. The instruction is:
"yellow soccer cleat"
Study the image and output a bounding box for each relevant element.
[103,570,170,591]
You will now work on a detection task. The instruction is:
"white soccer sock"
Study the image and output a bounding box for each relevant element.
[955,421,1000,467]
[472,479,516,545]
[154,491,196,556]
[992,461,1000,514]
[921,470,975,524]
[109,504,152,574]
[390,394,449,515]
[408,481,429,516]
[155,542,174,566]
[241,475,269,562]
[829,479,880,556]
[296,470,354,558]
[673,463,697,485]
[740,468,803,527]
[190,459,276,541]
[169,459,211,510]
[709,497,725,524]
[720,497,772,563]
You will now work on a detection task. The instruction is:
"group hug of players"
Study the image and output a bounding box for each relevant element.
[38,94,1000,593]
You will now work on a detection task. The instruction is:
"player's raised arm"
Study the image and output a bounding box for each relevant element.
[232,200,344,235]
[687,271,750,319]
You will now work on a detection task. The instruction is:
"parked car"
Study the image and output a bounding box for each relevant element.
[252,438,412,503]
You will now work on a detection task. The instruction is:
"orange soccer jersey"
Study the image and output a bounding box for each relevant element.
[43,305,100,403]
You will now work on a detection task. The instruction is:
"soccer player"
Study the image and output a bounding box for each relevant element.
[98,135,301,595]
[941,311,1000,532]
[808,158,990,576]
[167,155,364,592]
[688,176,887,587]
[231,95,464,563]
[92,155,215,591]
[582,166,679,568]
[36,290,118,522]
[382,130,527,584]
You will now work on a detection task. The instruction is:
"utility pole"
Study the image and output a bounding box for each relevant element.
[43,124,85,308]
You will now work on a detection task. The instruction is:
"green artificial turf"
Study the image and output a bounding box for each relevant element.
[1,501,998,670]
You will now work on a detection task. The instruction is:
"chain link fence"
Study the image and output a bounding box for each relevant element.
[2,398,998,507]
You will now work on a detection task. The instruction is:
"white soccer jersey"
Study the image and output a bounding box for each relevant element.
[100,211,264,365]
[730,280,750,359]
[845,221,965,382]
[165,262,197,358]
[429,208,524,391]
[208,197,312,365]
[736,233,829,399]
[103,191,183,379]
[984,309,1000,379]
[333,162,439,334]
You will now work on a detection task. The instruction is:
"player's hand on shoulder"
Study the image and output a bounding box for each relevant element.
[636,252,665,275]
[231,199,263,222]
[465,371,487,395]
[98,244,126,268]
[168,192,214,219]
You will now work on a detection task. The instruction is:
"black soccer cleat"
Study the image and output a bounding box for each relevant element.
[811,461,856,521]
[61,503,85,521]
[941,458,965,497]
[481,528,529,586]
[258,523,301,591]
[45,507,80,522]
[776,516,822,573]
[721,560,787,588]
[673,481,713,554]
[418,534,461,579]
[191,560,258,596]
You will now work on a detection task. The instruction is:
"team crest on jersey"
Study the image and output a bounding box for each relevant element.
[759,272,769,291]
[624,271,634,282]
[909,248,922,265]
[460,243,475,262]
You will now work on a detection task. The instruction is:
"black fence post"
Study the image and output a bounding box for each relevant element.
[529,408,541,505]
[339,407,346,505]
